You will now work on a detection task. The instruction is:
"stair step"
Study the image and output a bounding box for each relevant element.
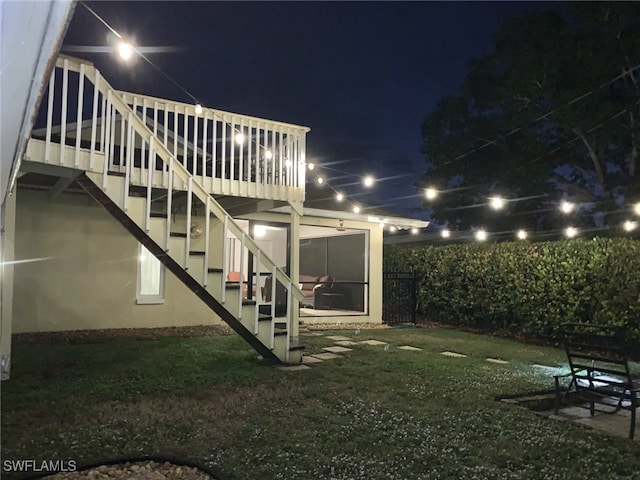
[208,268,223,273]
[107,170,126,177]
[170,232,188,238]
[289,344,306,352]
[242,299,256,306]
[189,251,206,256]
[274,328,287,336]
[258,315,272,322]
[150,212,168,218]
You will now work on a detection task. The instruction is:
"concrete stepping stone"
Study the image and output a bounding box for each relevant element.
[326,335,352,341]
[398,345,422,351]
[310,352,340,360]
[360,340,387,346]
[302,356,324,365]
[486,358,509,364]
[322,346,353,353]
[335,340,358,346]
[441,351,467,358]
[277,364,311,371]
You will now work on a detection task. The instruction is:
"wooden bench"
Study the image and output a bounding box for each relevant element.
[554,323,639,439]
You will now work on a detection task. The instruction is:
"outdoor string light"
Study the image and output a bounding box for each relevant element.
[489,196,505,210]
[316,176,324,185]
[475,229,488,241]
[194,103,203,115]
[516,229,528,240]
[623,220,638,232]
[441,229,451,239]
[560,200,575,214]
[564,226,578,238]
[336,192,344,202]
[425,187,438,200]
[117,41,134,61]
[307,162,315,171]
[353,205,361,214]
[634,202,640,216]
[363,175,375,187]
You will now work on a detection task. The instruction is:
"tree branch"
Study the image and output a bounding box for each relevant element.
[572,127,606,185]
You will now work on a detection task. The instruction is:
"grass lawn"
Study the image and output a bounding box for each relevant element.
[2,326,640,479]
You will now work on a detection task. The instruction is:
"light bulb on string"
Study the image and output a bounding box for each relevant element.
[560,200,575,214]
[425,187,438,200]
[363,176,375,187]
[475,229,488,241]
[516,229,528,240]
[623,220,637,232]
[336,192,344,202]
[235,132,246,145]
[194,104,203,115]
[307,163,315,171]
[441,229,450,239]
[316,176,324,185]
[118,41,134,61]
[564,226,578,238]
[634,202,640,216]
[489,196,505,210]
[265,150,273,160]
[353,205,361,214]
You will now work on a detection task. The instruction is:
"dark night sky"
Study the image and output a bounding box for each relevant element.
[63,1,549,219]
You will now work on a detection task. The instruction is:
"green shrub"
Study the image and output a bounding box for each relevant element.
[384,238,640,343]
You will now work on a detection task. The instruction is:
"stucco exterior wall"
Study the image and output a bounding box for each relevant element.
[13,188,221,333]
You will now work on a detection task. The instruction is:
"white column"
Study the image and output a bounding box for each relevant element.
[289,209,300,344]
[1,189,16,380]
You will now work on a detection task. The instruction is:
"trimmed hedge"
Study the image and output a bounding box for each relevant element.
[384,238,640,343]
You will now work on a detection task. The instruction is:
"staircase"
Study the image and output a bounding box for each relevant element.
[23,56,308,364]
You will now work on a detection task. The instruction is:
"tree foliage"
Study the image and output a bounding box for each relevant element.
[421,4,640,232]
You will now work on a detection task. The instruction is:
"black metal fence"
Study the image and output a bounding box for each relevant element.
[382,270,417,325]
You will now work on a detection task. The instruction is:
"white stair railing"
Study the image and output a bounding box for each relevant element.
[34,55,304,353]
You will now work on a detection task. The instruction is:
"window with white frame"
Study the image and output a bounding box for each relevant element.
[137,244,165,304]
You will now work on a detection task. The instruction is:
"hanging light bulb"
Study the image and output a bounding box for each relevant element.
[353,205,361,214]
[560,200,575,214]
[316,176,324,185]
[307,162,315,171]
[516,229,528,240]
[475,229,488,241]
[118,41,134,61]
[623,220,637,232]
[389,226,397,233]
[425,187,438,200]
[336,192,344,202]
[363,175,375,187]
[235,132,246,145]
[194,104,203,115]
[411,228,419,234]
[489,196,505,210]
[634,202,640,216]
[564,226,578,238]
[441,229,450,239]
[265,150,273,160]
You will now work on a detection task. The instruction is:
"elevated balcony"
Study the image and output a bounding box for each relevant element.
[26,56,310,212]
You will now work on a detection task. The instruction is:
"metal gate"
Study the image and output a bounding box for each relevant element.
[382,270,417,325]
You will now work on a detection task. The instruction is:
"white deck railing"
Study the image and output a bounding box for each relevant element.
[31,55,309,204]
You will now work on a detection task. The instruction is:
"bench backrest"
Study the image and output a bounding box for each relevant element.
[561,323,634,395]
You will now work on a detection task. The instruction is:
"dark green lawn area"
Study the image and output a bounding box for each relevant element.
[2,326,640,479]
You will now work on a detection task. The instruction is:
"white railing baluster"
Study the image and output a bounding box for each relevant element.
[286,280,292,361]
[102,91,112,190]
[124,112,133,211]
[221,215,228,304]
[60,59,69,165]
[45,71,55,163]
[165,160,173,251]
[118,107,125,173]
[74,63,85,168]
[230,117,235,184]
[185,176,192,269]
[254,249,261,334]
[100,95,106,153]
[183,108,188,170]
[212,116,218,180]
[203,197,210,286]
[270,265,276,349]
[193,108,199,179]
[173,105,179,186]
[238,233,245,319]
[247,120,253,194]
[238,119,244,186]
[162,105,169,187]
[146,136,154,232]
[202,112,208,188]
[90,69,99,170]
[140,99,147,182]
[221,118,227,191]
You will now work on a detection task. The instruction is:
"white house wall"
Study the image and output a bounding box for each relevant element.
[13,189,223,333]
